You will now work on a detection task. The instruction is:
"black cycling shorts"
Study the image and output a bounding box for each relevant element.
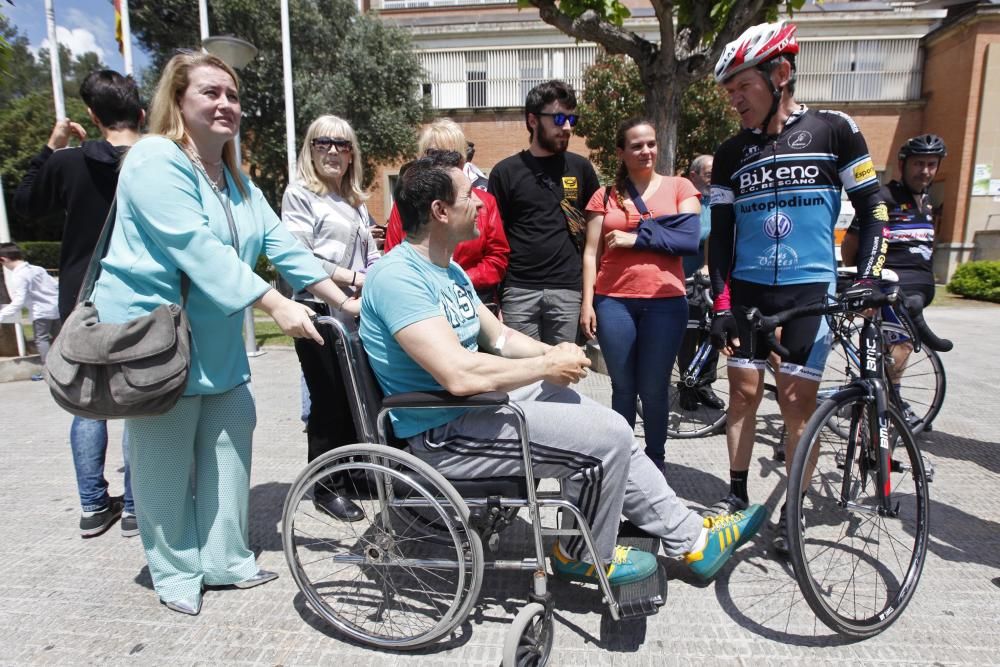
[729,279,833,382]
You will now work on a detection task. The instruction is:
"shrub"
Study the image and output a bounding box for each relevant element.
[947,260,1000,303]
[255,255,277,284]
[20,241,61,270]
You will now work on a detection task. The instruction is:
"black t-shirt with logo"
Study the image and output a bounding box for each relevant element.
[488,150,600,289]
[849,179,935,286]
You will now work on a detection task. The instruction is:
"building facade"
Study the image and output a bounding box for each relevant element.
[365,0,1000,281]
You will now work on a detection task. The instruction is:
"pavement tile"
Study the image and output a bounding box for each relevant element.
[1,307,998,664]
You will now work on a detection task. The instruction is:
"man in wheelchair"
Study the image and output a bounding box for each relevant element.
[359,151,766,585]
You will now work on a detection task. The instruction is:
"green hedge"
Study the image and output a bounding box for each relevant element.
[14,241,277,285]
[20,241,61,270]
[947,260,1000,303]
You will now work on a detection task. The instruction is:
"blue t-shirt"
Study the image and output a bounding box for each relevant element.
[359,242,483,438]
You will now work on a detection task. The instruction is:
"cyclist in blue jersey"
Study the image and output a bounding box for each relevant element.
[707,21,889,555]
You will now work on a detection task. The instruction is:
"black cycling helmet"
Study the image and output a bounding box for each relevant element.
[898,134,947,161]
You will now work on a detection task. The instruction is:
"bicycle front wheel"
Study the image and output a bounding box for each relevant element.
[787,387,930,638]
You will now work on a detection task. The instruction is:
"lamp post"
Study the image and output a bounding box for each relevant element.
[201,34,264,357]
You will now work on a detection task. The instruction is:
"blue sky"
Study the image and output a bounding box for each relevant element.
[3,0,152,76]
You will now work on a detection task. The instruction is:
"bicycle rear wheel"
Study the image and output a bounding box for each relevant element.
[787,387,930,637]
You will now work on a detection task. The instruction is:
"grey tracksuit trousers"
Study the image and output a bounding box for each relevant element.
[407,380,705,563]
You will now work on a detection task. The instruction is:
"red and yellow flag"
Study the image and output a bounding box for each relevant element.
[114,0,124,54]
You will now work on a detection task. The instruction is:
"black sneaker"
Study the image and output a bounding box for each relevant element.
[772,504,804,558]
[773,506,789,557]
[900,401,921,428]
[696,385,725,410]
[121,513,140,538]
[80,497,124,538]
[704,492,749,517]
[677,387,700,411]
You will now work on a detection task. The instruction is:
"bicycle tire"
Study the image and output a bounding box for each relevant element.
[787,386,929,637]
[665,331,728,439]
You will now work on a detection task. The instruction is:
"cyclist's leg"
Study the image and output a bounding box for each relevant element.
[716,282,772,512]
[726,363,766,472]
[773,299,831,476]
[885,282,934,403]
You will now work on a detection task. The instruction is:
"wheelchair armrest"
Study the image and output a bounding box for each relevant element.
[381,390,510,409]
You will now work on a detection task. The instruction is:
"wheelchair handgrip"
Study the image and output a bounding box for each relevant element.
[381,390,510,409]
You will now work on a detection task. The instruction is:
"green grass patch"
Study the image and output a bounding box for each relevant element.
[251,320,294,348]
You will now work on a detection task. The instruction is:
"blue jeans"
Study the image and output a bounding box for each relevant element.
[594,295,687,466]
[70,416,134,514]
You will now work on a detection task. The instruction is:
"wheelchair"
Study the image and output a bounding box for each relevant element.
[281,315,668,665]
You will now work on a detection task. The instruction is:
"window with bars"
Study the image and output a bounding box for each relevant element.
[381,0,513,8]
[418,46,599,109]
[796,38,922,102]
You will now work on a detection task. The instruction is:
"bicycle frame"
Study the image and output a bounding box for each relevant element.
[849,311,898,518]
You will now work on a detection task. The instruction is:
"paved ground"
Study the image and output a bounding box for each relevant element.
[1,304,998,665]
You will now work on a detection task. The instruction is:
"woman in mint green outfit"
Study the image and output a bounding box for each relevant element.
[91,52,360,616]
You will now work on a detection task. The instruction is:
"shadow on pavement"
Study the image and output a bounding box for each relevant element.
[249,481,290,553]
[919,430,1000,477]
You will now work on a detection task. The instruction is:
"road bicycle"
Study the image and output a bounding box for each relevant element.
[659,274,946,441]
[746,285,952,637]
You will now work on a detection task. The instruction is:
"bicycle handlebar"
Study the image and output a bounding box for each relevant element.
[686,273,714,309]
[898,293,954,353]
[746,286,952,360]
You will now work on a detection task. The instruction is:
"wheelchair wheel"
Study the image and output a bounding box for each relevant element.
[282,444,484,650]
[502,602,554,667]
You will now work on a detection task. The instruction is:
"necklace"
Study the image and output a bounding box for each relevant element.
[184,144,226,193]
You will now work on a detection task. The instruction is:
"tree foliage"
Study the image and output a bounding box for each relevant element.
[577,53,738,181]
[129,0,427,207]
[0,16,103,241]
[522,0,811,171]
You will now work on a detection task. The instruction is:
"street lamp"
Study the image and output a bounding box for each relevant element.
[202,35,258,70]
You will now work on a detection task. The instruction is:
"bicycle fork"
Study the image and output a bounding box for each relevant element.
[859,316,899,519]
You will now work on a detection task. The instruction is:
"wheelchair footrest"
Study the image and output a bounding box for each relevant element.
[613,530,667,619]
[613,562,668,619]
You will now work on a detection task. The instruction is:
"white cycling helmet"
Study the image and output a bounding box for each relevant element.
[714,21,799,83]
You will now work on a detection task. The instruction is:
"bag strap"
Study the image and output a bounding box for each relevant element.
[624,179,654,221]
[519,150,564,201]
[76,198,118,305]
[77,198,190,307]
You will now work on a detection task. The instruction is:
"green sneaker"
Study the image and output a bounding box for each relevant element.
[685,503,766,580]
[551,543,657,587]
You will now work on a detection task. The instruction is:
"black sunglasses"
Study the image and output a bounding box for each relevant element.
[536,112,579,127]
[311,137,352,152]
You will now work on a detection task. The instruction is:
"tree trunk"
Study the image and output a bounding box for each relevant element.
[639,63,683,175]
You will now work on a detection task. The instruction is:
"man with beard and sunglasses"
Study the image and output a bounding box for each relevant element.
[488,80,600,345]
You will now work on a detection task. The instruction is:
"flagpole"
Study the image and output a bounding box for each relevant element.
[120,0,133,76]
[281,0,296,185]
[198,0,209,42]
[44,0,66,120]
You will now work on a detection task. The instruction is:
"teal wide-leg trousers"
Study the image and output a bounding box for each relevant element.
[124,383,259,602]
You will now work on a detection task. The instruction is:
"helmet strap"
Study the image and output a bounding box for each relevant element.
[757,68,783,137]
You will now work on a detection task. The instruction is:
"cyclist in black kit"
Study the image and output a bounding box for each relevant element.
[707,21,889,554]
[842,133,946,426]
